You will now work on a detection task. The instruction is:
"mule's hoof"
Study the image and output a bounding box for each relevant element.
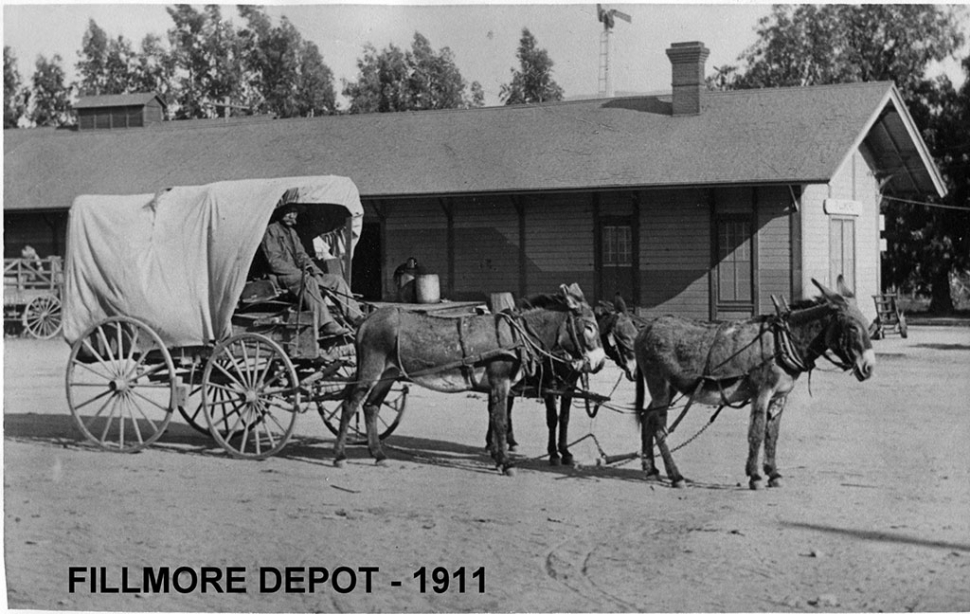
[670,478,687,489]
[768,476,783,488]
[548,456,561,467]
[508,445,519,453]
[562,455,575,467]
[503,466,517,477]
[334,458,346,469]
[643,470,662,482]
[749,478,764,491]
[375,458,390,468]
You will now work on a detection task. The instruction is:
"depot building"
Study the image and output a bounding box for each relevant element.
[3,41,946,320]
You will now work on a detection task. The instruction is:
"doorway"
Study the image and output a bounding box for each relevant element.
[352,221,383,301]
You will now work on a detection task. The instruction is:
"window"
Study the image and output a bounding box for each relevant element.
[829,217,855,290]
[717,218,752,302]
[603,224,632,267]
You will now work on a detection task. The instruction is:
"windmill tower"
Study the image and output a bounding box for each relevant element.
[597,4,632,97]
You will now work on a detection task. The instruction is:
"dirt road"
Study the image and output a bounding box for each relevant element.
[3,327,969,612]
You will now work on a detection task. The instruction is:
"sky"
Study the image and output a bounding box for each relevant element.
[1,2,968,108]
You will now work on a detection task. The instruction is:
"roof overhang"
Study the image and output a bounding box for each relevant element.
[835,85,947,198]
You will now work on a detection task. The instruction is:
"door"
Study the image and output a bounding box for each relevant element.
[351,221,383,301]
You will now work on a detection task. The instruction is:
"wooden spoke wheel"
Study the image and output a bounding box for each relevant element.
[22,295,62,339]
[176,361,243,440]
[202,333,299,459]
[65,316,175,452]
[318,376,409,445]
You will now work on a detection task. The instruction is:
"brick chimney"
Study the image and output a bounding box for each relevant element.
[665,41,710,116]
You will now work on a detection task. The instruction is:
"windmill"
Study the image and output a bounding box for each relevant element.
[597,4,632,97]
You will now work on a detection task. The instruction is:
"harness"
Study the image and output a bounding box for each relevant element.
[663,299,836,435]
[393,307,591,388]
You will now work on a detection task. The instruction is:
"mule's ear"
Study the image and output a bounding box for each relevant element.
[614,293,628,314]
[835,274,855,299]
[812,278,845,304]
[559,283,584,311]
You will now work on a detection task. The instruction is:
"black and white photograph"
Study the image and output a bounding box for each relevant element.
[3,2,969,611]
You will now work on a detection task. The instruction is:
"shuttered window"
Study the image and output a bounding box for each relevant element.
[603,224,632,266]
[717,218,752,302]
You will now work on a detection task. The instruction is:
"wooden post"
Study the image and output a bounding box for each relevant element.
[344,217,354,287]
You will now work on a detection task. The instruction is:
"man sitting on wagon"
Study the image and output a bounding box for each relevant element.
[261,203,364,337]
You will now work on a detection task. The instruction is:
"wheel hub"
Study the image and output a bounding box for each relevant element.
[244,389,259,404]
[110,378,129,393]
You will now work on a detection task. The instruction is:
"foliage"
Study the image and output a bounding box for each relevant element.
[237,7,336,117]
[166,5,246,119]
[717,5,964,97]
[343,32,483,113]
[129,33,177,104]
[29,54,73,127]
[882,58,970,311]
[713,4,968,312]
[75,20,175,109]
[499,28,564,105]
[4,46,28,128]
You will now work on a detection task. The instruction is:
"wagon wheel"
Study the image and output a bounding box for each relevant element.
[22,295,62,339]
[65,316,175,452]
[317,375,409,445]
[202,333,300,459]
[176,361,244,439]
[898,312,908,339]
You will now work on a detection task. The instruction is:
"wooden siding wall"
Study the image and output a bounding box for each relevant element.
[452,195,520,299]
[525,193,595,297]
[801,148,880,321]
[382,198,448,297]
[639,188,710,320]
[756,186,793,314]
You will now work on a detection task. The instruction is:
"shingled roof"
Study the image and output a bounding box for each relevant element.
[3,81,945,211]
[73,93,167,109]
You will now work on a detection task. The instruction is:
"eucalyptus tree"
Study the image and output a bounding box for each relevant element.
[4,46,28,127]
[343,32,483,113]
[29,54,73,127]
[499,28,564,105]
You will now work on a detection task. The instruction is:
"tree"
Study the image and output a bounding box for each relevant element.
[76,19,110,95]
[343,32,483,114]
[130,33,176,106]
[715,4,968,312]
[29,54,73,127]
[499,28,564,105]
[4,46,28,127]
[882,58,970,312]
[166,5,245,119]
[237,7,336,117]
[718,5,964,98]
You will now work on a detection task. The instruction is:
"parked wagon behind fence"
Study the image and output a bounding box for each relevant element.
[4,252,64,339]
[62,176,407,459]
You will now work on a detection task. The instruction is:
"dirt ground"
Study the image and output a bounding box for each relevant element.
[3,326,969,612]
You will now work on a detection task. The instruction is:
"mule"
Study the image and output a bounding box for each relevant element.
[634,277,875,490]
[491,294,640,465]
[333,283,607,475]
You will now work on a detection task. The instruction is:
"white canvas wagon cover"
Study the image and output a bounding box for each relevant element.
[63,176,363,347]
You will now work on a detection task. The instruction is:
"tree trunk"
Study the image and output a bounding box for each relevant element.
[928,265,954,314]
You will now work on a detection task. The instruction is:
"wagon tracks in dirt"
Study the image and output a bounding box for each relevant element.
[543,536,640,611]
